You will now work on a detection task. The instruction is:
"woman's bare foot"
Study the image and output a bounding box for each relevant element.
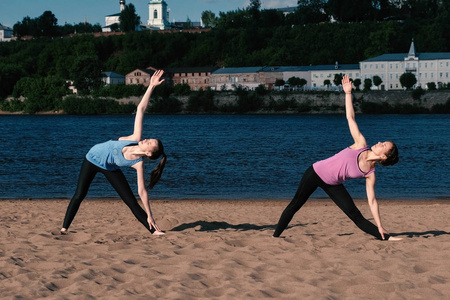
[60,228,68,235]
[388,236,402,241]
[152,230,165,236]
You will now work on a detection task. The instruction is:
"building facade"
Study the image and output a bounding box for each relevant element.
[148,0,170,30]
[125,67,158,86]
[122,41,449,92]
[360,40,450,90]
[165,67,218,91]
[0,23,13,42]
[210,67,264,91]
[103,0,126,32]
[102,72,125,85]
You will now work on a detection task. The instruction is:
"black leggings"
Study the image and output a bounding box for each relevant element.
[62,158,154,233]
[273,166,389,240]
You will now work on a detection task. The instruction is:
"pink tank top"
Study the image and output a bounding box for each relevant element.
[312,146,375,185]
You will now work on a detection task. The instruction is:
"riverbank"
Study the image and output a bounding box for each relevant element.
[2,90,450,115]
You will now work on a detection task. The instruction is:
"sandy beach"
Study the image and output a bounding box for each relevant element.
[1,198,449,299]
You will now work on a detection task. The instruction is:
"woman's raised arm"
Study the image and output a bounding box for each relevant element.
[120,70,165,141]
[342,75,366,148]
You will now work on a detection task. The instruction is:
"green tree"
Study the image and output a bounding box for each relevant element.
[0,63,25,99]
[294,0,328,24]
[287,76,302,88]
[399,72,417,89]
[38,11,58,37]
[364,78,373,91]
[299,78,307,88]
[275,79,285,88]
[248,0,261,21]
[333,73,343,86]
[324,79,331,88]
[13,16,38,38]
[427,82,437,90]
[120,3,140,32]
[201,10,217,28]
[373,75,383,89]
[353,78,362,90]
[71,56,102,95]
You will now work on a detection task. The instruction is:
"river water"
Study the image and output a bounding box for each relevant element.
[1,114,449,200]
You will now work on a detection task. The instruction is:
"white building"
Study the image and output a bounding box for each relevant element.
[148,0,170,30]
[360,39,450,90]
[0,23,13,42]
[102,0,126,32]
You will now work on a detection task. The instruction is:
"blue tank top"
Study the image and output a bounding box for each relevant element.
[86,140,143,171]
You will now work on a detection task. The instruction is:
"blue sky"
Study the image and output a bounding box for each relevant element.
[0,0,297,28]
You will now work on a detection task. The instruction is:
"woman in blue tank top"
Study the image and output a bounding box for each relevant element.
[273,75,401,241]
[61,70,166,235]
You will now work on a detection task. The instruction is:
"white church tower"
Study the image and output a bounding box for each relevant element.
[148,0,170,30]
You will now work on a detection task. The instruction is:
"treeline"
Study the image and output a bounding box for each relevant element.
[1,0,450,113]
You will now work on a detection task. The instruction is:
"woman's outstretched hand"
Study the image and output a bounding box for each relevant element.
[150,70,165,87]
[342,75,352,94]
[148,216,165,235]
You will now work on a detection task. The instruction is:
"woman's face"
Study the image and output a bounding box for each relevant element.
[139,139,159,155]
[371,141,393,159]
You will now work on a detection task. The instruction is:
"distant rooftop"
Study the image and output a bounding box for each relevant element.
[363,52,450,62]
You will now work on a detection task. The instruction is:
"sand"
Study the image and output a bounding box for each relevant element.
[1,198,449,299]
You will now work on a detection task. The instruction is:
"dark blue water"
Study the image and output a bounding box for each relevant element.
[0,114,449,200]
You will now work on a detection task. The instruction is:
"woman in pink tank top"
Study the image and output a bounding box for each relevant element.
[273,75,400,241]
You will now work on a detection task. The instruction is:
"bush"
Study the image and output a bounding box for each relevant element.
[0,98,25,112]
[361,101,429,114]
[62,96,136,114]
[235,88,263,113]
[92,84,146,98]
[412,87,425,100]
[431,99,450,113]
[186,88,217,112]
[173,83,191,96]
[149,96,183,113]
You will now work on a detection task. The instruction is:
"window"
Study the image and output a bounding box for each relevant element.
[154,10,158,19]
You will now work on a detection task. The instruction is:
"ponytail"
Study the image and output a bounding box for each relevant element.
[147,153,166,189]
[146,139,167,190]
